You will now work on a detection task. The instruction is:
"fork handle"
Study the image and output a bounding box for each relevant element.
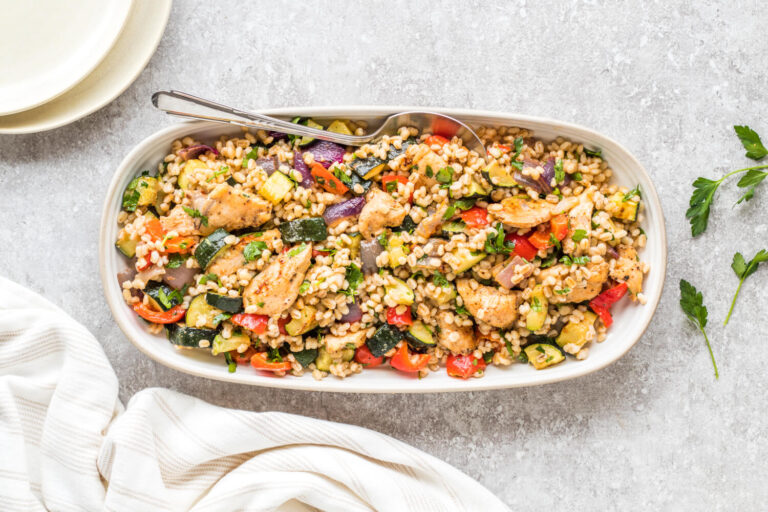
[151,90,366,145]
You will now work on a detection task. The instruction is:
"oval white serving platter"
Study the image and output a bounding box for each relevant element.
[100,107,667,393]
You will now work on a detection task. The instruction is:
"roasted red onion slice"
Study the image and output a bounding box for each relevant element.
[340,300,363,323]
[323,197,366,226]
[179,144,218,160]
[361,239,384,274]
[308,141,346,169]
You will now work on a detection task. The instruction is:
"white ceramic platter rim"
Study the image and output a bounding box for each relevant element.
[0,0,132,115]
[0,0,172,134]
[100,107,668,393]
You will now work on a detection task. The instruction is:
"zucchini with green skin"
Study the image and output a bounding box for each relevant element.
[607,193,640,222]
[465,179,491,198]
[167,325,218,348]
[441,221,466,236]
[346,172,373,196]
[384,277,414,305]
[350,157,387,180]
[205,293,243,313]
[115,211,156,258]
[405,321,435,349]
[122,174,159,212]
[524,343,564,370]
[447,246,487,273]
[211,332,250,356]
[482,160,517,188]
[186,294,224,329]
[526,285,548,332]
[292,348,318,367]
[315,347,332,371]
[278,217,328,243]
[367,323,403,357]
[298,119,324,146]
[194,228,230,269]
[386,137,417,161]
[393,215,418,233]
[146,283,182,311]
[284,306,318,336]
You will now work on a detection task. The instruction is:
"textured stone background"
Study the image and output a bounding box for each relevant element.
[1,1,767,509]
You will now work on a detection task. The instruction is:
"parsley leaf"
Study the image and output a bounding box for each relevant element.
[243,241,268,262]
[377,233,388,248]
[442,204,456,220]
[199,273,222,287]
[182,206,209,227]
[299,281,310,294]
[622,185,642,202]
[679,279,718,378]
[571,229,587,242]
[435,166,454,184]
[454,197,477,210]
[333,167,352,185]
[584,147,602,158]
[724,250,768,325]
[342,263,363,296]
[432,270,450,288]
[734,125,768,160]
[540,254,557,268]
[212,313,232,326]
[531,296,542,312]
[484,223,513,254]
[555,287,571,295]
[166,253,186,269]
[554,159,564,184]
[224,352,237,373]
[455,304,471,316]
[735,168,768,204]
[549,232,562,250]
[288,243,307,257]
[572,172,583,181]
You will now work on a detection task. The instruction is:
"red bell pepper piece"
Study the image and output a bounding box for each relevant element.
[589,282,628,328]
[424,134,449,147]
[354,345,384,367]
[230,347,256,365]
[446,353,487,379]
[527,214,569,250]
[505,233,538,261]
[133,303,186,324]
[390,344,430,373]
[459,206,489,228]
[386,307,413,327]
[231,313,269,334]
[250,352,293,372]
[381,174,412,202]
[278,316,290,335]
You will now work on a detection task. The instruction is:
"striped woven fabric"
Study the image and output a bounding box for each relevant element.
[0,277,509,512]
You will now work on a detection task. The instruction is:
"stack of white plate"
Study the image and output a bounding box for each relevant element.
[0,0,172,134]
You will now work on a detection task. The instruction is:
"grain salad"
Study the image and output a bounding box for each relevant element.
[115,117,648,380]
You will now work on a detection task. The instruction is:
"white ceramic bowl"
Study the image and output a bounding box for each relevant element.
[99,107,667,393]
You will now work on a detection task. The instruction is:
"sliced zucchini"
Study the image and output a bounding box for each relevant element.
[292,348,318,367]
[393,215,418,233]
[194,228,231,269]
[482,160,517,188]
[367,323,403,357]
[386,137,417,161]
[447,246,487,273]
[339,232,362,258]
[145,283,181,311]
[350,156,387,180]
[278,217,328,243]
[167,325,218,349]
[466,179,491,198]
[122,175,160,212]
[258,171,295,205]
[405,321,436,349]
[315,347,332,371]
[344,171,372,196]
[441,221,466,236]
[212,332,250,356]
[205,293,243,314]
[607,192,640,222]
[556,311,597,350]
[433,282,456,305]
[185,294,224,329]
[526,285,548,332]
[384,277,414,305]
[284,306,318,336]
[341,347,355,362]
[524,343,565,370]
[327,119,354,135]
[178,159,209,190]
[298,119,324,146]
[115,232,137,258]
[386,233,409,268]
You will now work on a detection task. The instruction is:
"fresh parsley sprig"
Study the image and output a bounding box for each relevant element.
[723,250,768,325]
[687,125,768,236]
[679,279,718,379]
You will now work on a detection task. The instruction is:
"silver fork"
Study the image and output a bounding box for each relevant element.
[151,90,487,159]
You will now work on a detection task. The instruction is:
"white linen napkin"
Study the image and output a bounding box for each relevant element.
[0,276,509,512]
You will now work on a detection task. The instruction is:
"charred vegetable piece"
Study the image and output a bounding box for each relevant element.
[194,228,231,270]
[524,343,564,370]
[284,306,318,336]
[482,160,517,188]
[185,295,224,329]
[405,321,436,349]
[367,324,403,357]
[167,325,218,349]
[556,311,597,351]
[212,332,250,356]
[384,277,415,305]
[607,192,640,222]
[350,156,387,180]
[292,348,318,367]
[279,217,328,243]
[122,175,160,212]
[178,159,209,190]
[145,283,182,312]
[298,119,324,146]
[526,285,548,332]
[205,293,243,313]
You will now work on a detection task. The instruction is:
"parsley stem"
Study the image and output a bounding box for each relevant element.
[723,278,744,326]
[720,163,768,181]
[698,325,719,379]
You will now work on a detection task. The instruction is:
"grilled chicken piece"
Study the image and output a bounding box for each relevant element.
[208,229,281,277]
[191,184,272,235]
[456,279,521,329]
[414,206,447,239]
[436,311,477,354]
[160,205,200,237]
[563,199,594,254]
[324,330,367,353]
[610,245,643,300]
[538,262,609,303]
[243,242,312,316]
[358,188,407,239]
[490,197,554,229]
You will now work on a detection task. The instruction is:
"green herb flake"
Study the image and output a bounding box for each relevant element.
[377,233,388,248]
[442,204,457,220]
[386,180,397,193]
[425,166,434,178]
[432,270,450,288]
[455,304,470,316]
[555,287,571,295]
[333,167,352,185]
[225,352,237,373]
[182,206,209,227]
[288,243,308,257]
[554,159,564,184]
[584,147,602,158]
[243,241,268,262]
[212,313,232,326]
[540,255,557,268]
[166,253,186,269]
[435,166,454,184]
[531,296,542,312]
[299,280,311,294]
[257,301,265,308]
[454,197,477,211]
[199,273,222,287]
[622,185,642,202]
[573,172,583,181]
[549,232,562,250]
[342,263,363,296]
[267,347,283,363]
[571,229,588,242]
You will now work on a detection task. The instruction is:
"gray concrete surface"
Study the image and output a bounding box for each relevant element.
[1,1,767,509]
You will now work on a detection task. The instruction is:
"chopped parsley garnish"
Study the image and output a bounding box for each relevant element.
[377,233,388,248]
[455,304,471,316]
[517,350,528,363]
[224,352,236,373]
[166,253,186,269]
[267,347,283,363]
[560,255,590,266]
[435,166,454,184]
[555,287,571,295]
[182,206,209,227]
[257,301,265,307]
[549,233,562,250]
[212,313,232,326]
[484,223,513,254]
[385,180,397,193]
[442,204,457,220]
[243,240,268,262]
[425,165,434,178]
[333,167,352,185]
[571,229,588,242]
[622,185,642,202]
[288,243,307,257]
[483,351,493,364]
[342,263,363,296]
[199,273,222,287]
[299,280,310,294]
[680,279,718,378]
[535,345,546,354]
[584,147,602,158]
[454,197,477,210]
[540,254,557,268]
[554,159,564,184]
[432,270,450,288]
[572,172,583,181]
[241,146,261,169]
[531,296,542,312]
[207,166,229,182]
